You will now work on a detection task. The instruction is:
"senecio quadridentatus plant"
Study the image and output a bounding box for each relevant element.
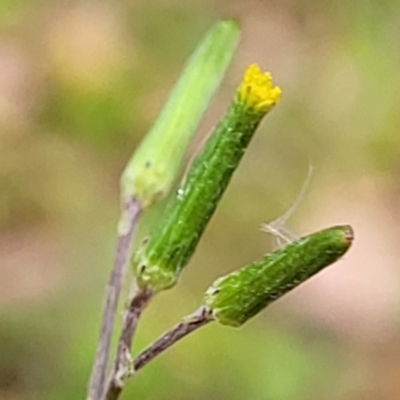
[86,20,353,400]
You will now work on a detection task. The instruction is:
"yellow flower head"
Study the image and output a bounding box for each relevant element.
[237,64,281,112]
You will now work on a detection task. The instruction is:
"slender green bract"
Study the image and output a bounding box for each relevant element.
[121,20,240,208]
[204,225,354,327]
[133,65,281,291]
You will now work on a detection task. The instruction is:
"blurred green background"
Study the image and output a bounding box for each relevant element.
[1,0,400,399]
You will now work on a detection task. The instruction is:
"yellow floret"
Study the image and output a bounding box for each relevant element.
[237,64,281,112]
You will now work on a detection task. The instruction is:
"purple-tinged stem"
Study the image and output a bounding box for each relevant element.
[87,196,142,400]
[105,306,212,400]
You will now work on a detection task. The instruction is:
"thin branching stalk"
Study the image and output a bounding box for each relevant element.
[105,306,212,400]
[87,196,142,400]
[106,286,153,397]
[134,306,212,371]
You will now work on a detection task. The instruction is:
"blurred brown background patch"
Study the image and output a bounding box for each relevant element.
[1,0,400,399]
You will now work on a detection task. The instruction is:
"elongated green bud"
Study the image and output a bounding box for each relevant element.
[134,64,281,291]
[204,225,354,327]
[121,20,241,207]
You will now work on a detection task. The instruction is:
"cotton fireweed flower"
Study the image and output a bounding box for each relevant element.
[204,225,353,327]
[237,64,281,112]
[132,64,281,292]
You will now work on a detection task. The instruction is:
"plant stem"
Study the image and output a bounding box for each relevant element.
[103,287,152,400]
[105,306,212,400]
[87,196,142,400]
[134,306,212,371]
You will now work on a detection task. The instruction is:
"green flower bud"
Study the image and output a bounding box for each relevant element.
[121,20,241,208]
[204,225,353,327]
